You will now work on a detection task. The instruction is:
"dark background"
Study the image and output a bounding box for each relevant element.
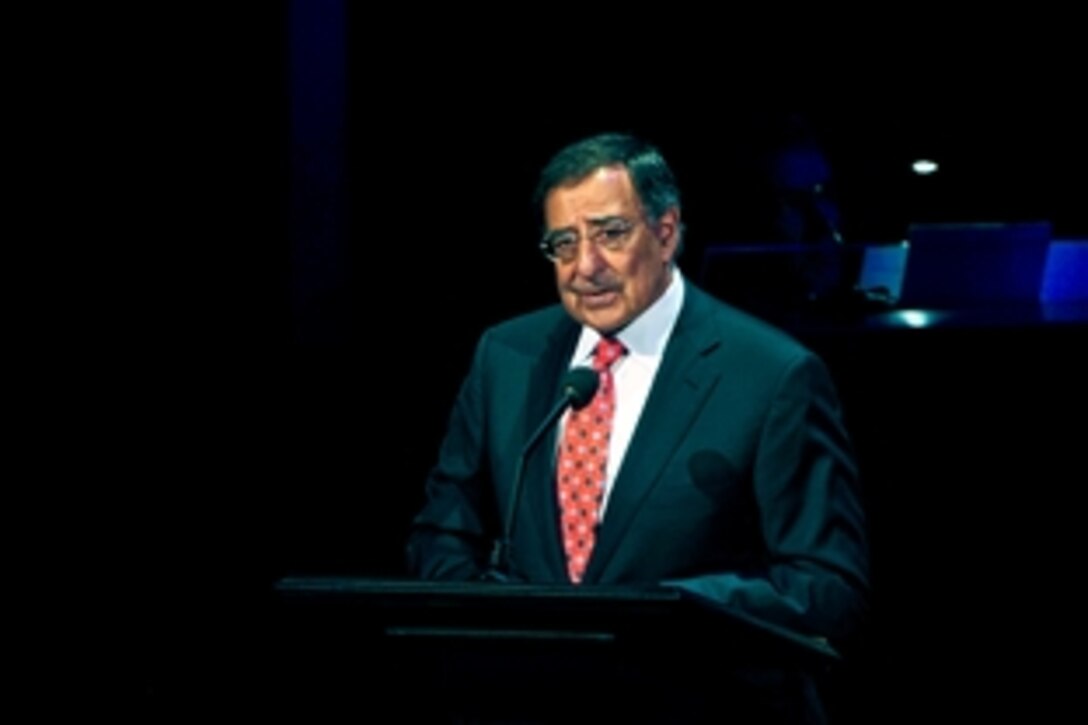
[98,3,1086,719]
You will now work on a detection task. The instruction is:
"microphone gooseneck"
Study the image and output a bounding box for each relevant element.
[487,366,599,578]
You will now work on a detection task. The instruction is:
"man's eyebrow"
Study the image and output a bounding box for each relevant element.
[541,227,575,241]
[542,215,629,238]
[585,215,628,227]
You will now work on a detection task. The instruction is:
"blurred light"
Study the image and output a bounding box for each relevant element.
[896,310,942,328]
[912,159,939,175]
[1040,240,1088,303]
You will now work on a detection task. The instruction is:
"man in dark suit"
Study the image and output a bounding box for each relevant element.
[407,132,869,722]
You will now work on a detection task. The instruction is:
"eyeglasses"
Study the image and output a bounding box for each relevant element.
[539,217,641,263]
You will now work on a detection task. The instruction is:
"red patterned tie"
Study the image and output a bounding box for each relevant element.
[557,337,626,584]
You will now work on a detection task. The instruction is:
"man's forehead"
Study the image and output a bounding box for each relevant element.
[544,166,640,219]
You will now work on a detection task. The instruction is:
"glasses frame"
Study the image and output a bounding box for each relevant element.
[539,216,645,263]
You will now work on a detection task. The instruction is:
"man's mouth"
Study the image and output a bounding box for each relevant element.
[578,289,618,309]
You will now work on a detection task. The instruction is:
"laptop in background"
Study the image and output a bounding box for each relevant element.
[856,242,909,304]
[897,221,1052,309]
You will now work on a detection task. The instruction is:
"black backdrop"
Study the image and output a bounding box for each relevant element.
[115,4,1086,719]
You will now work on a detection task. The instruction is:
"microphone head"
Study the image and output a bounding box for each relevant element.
[562,367,599,409]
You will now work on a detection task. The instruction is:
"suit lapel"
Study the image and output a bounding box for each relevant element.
[584,288,724,582]
[519,318,580,582]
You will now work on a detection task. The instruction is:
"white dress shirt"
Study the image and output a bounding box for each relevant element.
[560,270,686,518]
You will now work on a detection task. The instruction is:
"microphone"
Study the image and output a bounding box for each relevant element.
[486,366,599,579]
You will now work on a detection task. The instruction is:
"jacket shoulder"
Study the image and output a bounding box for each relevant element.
[687,284,812,362]
[482,304,572,352]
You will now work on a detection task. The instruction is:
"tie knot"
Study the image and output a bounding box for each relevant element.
[594,338,626,371]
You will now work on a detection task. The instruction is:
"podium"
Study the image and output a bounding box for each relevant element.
[272,577,838,722]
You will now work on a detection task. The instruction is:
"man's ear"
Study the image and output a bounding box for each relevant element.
[656,206,682,262]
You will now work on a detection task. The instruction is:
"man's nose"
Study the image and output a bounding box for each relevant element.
[573,237,606,276]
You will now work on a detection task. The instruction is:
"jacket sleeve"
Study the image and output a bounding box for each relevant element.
[666,353,870,643]
[405,332,497,581]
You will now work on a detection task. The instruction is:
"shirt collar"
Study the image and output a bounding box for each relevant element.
[571,269,686,364]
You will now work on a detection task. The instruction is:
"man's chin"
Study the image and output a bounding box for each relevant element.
[562,295,629,332]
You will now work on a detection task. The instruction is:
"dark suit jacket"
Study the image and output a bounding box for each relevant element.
[408,282,869,641]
